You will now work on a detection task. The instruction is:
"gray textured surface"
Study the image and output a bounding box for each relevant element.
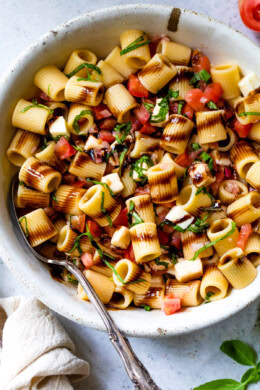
[1,1,260,389]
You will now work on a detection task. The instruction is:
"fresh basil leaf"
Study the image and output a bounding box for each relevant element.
[220,340,257,367]
[155,257,169,269]
[72,144,84,152]
[127,200,144,227]
[130,155,153,184]
[72,109,93,133]
[114,122,132,144]
[143,102,155,114]
[142,305,151,311]
[20,99,54,115]
[207,101,218,110]
[190,69,211,85]
[150,96,169,123]
[118,148,128,176]
[241,367,260,385]
[101,191,113,227]
[120,35,150,55]
[195,186,215,204]
[19,216,29,237]
[66,63,102,78]
[193,379,243,390]
[47,83,51,96]
[86,179,115,197]
[192,142,201,151]
[177,101,184,114]
[204,291,215,303]
[238,112,260,117]
[168,89,179,99]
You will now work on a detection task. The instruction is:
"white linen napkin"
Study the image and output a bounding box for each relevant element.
[0,296,90,390]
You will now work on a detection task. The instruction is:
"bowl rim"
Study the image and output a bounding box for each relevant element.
[1,3,260,337]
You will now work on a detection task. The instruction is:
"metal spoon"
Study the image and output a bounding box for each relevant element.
[10,175,160,390]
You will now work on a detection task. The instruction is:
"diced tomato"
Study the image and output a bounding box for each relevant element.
[157,229,170,245]
[204,83,224,103]
[134,104,151,124]
[73,180,86,188]
[170,234,182,250]
[140,122,156,135]
[113,207,129,228]
[81,252,94,269]
[157,209,169,223]
[70,215,86,233]
[62,172,76,185]
[162,296,181,316]
[169,101,179,114]
[175,149,192,168]
[54,137,76,160]
[192,50,211,73]
[224,167,233,179]
[123,243,136,262]
[210,171,225,197]
[93,103,112,120]
[217,99,234,120]
[130,116,142,131]
[87,219,102,238]
[182,103,194,120]
[231,118,253,138]
[239,0,260,32]
[98,130,115,143]
[237,224,253,250]
[134,184,150,195]
[127,74,149,98]
[39,91,53,102]
[185,89,209,111]
[98,117,117,131]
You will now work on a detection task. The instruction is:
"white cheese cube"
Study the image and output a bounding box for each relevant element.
[84,135,103,151]
[166,206,194,230]
[49,116,70,138]
[238,72,260,96]
[175,259,203,283]
[111,226,131,249]
[101,173,124,194]
[151,98,169,127]
[132,162,148,182]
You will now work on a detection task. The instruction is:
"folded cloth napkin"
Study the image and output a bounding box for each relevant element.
[0,296,89,390]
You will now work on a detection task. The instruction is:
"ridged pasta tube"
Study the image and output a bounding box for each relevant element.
[207,218,239,256]
[160,152,186,178]
[19,157,62,193]
[218,247,257,289]
[134,286,165,309]
[244,233,260,262]
[236,93,260,124]
[68,151,106,180]
[217,127,237,152]
[109,286,134,309]
[34,65,68,101]
[57,225,78,252]
[219,180,248,205]
[121,167,137,198]
[7,129,40,167]
[78,270,114,304]
[157,40,191,65]
[52,185,86,215]
[169,66,194,99]
[16,184,50,209]
[196,110,227,144]
[35,141,68,173]
[248,122,260,142]
[230,141,258,179]
[97,60,124,88]
[130,132,160,158]
[160,114,194,154]
[200,265,229,301]
[176,184,212,216]
[246,161,260,191]
[126,195,155,223]
[113,259,151,294]
[166,279,202,306]
[227,192,260,226]
[147,163,178,203]
[120,29,151,69]
[104,84,138,123]
[64,49,97,77]
[65,76,104,106]
[181,231,213,259]
[104,46,135,79]
[130,222,161,263]
[67,103,94,135]
[211,63,240,99]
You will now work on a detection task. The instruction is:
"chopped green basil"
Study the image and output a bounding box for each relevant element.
[190,69,211,85]
[86,178,115,197]
[191,142,201,151]
[127,200,144,227]
[155,257,169,269]
[142,305,151,311]
[19,216,29,237]
[118,148,128,177]
[19,181,25,186]
[143,102,155,114]
[130,155,153,184]
[47,83,51,96]
[67,273,78,285]
[114,122,132,144]
[66,63,102,78]
[52,194,58,202]
[101,191,112,227]
[238,111,260,117]
[72,109,93,133]
[200,151,214,171]
[120,35,150,55]
[168,89,179,99]
[72,144,84,152]
[20,99,54,115]
[195,186,214,204]
[177,101,185,114]
[204,291,215,303]
[207,100,218,110]
[150,96,169,123]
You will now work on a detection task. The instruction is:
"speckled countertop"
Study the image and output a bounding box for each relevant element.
[1,1,260,389]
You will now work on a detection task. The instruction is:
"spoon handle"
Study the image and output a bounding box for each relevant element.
[66,262,160,390]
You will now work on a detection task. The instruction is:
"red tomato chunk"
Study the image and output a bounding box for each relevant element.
[237,224,253,251]
[54,137,76,160]
[185,89,209,112]
[127,74,149,98]
[162,296,181,315]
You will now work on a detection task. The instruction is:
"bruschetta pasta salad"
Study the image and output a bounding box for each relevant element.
[7,30,260,315]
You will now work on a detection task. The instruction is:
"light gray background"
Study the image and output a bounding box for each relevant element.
[1,1,260,389]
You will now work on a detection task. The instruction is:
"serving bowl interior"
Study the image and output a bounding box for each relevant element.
[1,4,260,337]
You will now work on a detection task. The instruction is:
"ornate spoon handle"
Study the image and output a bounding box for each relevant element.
[66,262,160,390]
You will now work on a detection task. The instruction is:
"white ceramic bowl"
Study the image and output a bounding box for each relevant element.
[1,4,260,337]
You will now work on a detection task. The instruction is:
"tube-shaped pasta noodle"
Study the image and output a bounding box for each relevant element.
[19,157,62,193]
[65,76,104,106]
[218,247,257,289]
[211,63,240,99]
[35,141,68,173]
[12,99,51,135]
[169,66,193,99]
[248,122,260,142]
[104,84,138,123]
[217,127,237,152]
[7,129,40,166]
[134,286,165,309]
[57,225,78,252]
[52,185,86,215]
[130,132,160,158]
[157,39,191,65]
[109,286,134,309]
[181,231,213,259]
[202,253,220,267]
[16,184,50,209]
[64,49,97,77]
[200,265,229,301]
[138,54,177,93]
[120,30,151,69]
[176,184,212,216]
[34,65,68,101]
[78,184,121,227]
[68,151,106,180]
[160,152,186,178]
[236,93,260,124]
[246,161,260,191]
[147,163,178,203]
[219,180,248,205]
[113,259,151,294]
[196,110,227,144]
[130,222,161,263]
[46,102,69,119]
[227,192,260,226]
[50,218,67,243]
[91,263,114,278]
[104,47,135,79]
[19,208,57,247]
[244,233,260,263]
[207,218,239,256]
[67,103,93,135]
[230,141,258,179]
[166,279,202,306]
[160,114,194,154]
[69,235,94,257]
[78,270,114,304]
[206,208,227,225]
[121,167,137,198]
[97,60,124,88]
[92,243,120,265]
[126,195,155,223]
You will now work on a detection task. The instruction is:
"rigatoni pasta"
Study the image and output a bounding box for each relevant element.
[34,65,68,101]
[7,130,40,166]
